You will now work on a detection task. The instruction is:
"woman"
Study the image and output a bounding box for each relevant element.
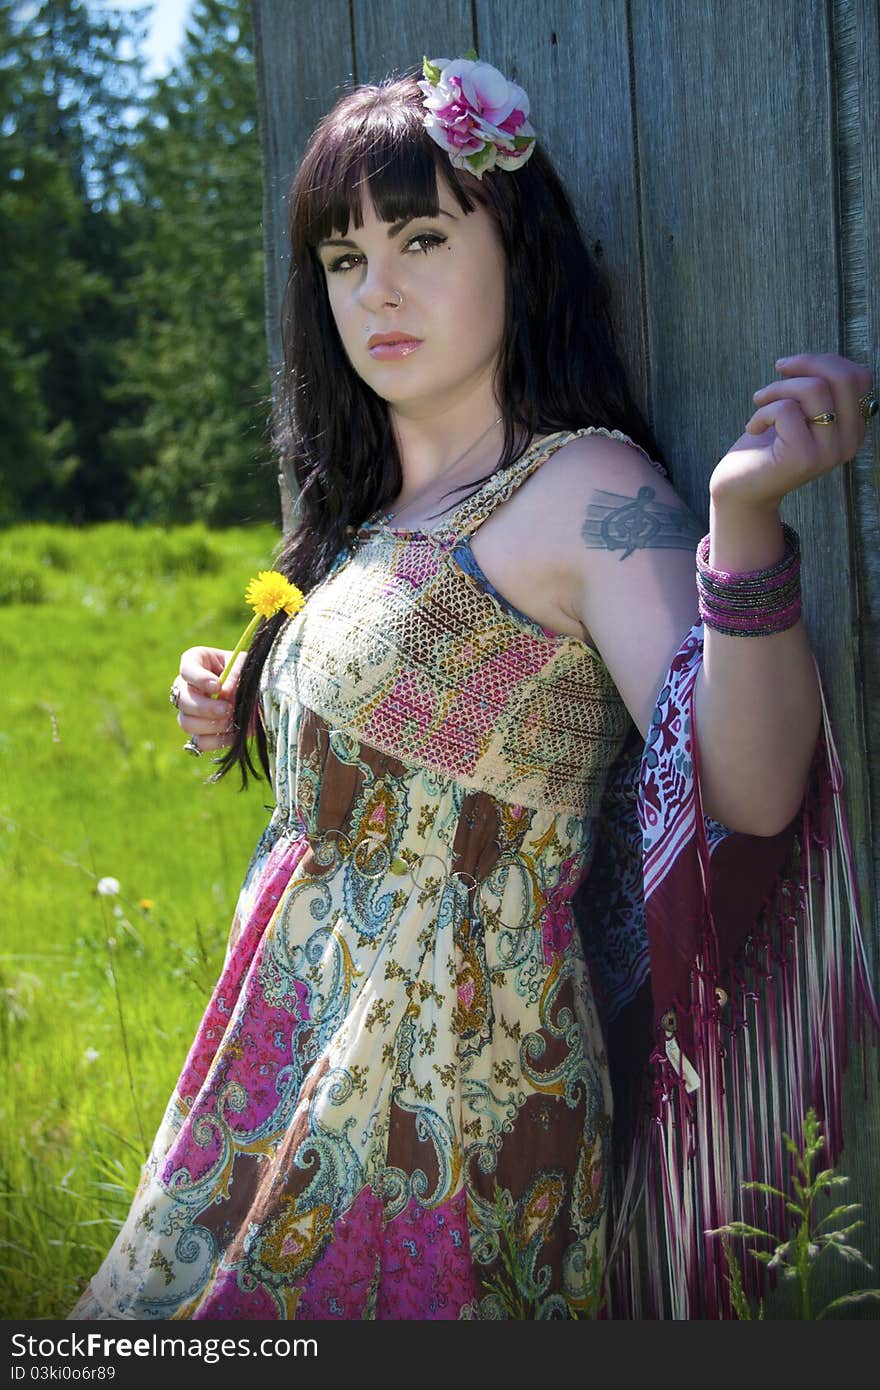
[72,58,877,1320]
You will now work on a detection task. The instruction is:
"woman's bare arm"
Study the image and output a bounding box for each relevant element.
[553,353,870,835]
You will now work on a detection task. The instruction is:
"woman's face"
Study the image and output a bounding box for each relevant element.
[315,182,508,416]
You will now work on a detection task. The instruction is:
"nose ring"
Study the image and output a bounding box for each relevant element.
[391,290,403,307]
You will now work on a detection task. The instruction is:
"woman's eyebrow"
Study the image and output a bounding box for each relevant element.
[317,236,359,251]
[385,209,458,237]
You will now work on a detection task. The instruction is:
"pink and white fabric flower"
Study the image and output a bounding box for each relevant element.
[418,55,536,178]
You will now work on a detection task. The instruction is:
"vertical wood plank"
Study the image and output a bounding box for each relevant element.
[252,0,356,525]
[630,0,840,505]
[351,0,474,85]
[631,0,879,1293]
[628,0,864,813]
[628,0,875,914]
[828,0,880,1279]
[833,0,880,946]
[475,0,647,416]
[252,0,355,371]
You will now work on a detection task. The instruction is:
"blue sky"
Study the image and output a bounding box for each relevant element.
[115,0,190,76]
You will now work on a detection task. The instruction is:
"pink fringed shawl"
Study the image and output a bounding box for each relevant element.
[580,622,879,1319]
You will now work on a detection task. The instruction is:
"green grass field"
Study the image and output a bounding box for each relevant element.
[0,522,282,1318]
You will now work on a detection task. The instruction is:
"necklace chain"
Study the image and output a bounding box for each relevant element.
[376,415,504,526]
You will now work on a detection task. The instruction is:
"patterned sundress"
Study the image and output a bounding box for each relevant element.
[72,427,644,1321]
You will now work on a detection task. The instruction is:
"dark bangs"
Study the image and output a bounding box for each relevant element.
[290,80,477,257]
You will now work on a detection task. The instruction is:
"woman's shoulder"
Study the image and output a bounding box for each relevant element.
[560,424,661,470]
[473,425,688,568]
[525,425,674,514]
[512,425,702,589]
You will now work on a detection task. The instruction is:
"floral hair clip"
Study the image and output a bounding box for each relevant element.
[418,51,536,178]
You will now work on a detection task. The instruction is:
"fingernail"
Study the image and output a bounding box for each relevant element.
[775,357,790,368]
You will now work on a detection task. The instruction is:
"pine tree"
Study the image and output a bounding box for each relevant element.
[0,0,148,522]
[118,0,278,526]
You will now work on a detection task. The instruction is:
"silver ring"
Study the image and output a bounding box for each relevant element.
[807,411,836,425]
[169,682,181,709]
[393,290,403,307]
[183,736,201,757]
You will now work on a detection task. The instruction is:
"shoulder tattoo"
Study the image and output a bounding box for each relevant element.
[580,485,704,560]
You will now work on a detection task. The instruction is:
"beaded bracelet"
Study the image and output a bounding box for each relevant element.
[696,524,802,636]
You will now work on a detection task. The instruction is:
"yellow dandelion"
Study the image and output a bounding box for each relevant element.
[245,570,305,620]
[138,898,154,911]
[213,570,305,697]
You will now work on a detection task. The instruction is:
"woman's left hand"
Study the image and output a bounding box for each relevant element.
[709,352,874,512]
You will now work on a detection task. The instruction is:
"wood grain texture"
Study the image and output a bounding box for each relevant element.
[475,0,648,419]
[252,0,355,525]
[252,0,354,365]
[630,0,879,1300]
[629,0,870,863]
[824,0,880,1285]
[352,0,474,85]
[832,0,879,955]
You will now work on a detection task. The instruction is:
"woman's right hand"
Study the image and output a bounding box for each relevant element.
[171,646,246,752]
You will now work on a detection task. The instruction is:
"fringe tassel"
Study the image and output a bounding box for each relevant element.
[606,677,879,1319]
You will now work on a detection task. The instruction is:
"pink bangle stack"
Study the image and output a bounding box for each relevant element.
[696,524,802,636]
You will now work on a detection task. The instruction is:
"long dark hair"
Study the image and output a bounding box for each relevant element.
[216,73,662,786]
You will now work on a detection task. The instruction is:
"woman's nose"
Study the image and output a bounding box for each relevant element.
[356,265,403,314]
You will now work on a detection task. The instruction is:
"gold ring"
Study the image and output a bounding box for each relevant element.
[807,411,836,425]
[858,390,878,421]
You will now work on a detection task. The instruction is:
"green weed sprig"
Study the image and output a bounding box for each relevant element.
[707,1108,880,1319]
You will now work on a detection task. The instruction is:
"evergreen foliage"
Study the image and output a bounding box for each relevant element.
[0,0,279,527]
[1,0,146,522]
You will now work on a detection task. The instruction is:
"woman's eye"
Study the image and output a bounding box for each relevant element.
[406,232,447,254]
[325,252,363,274]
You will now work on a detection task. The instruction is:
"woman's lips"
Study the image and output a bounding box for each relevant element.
[367,334,423,360]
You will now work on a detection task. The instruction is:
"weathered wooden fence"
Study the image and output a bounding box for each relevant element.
[251,0,880,1303]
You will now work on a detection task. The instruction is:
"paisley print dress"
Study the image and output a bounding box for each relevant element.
[72,428,644,1321]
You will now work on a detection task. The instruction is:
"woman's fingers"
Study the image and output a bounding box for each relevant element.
[178,703,234,735]
[175,691,236,751]
[179,645,234,695]
[745,396,832,469]
[179,648,246,706]
[172,678,232,722]
[773,351,873,402]
[751,375,835,417]
[175,648,244,713]
[759,353,872,458]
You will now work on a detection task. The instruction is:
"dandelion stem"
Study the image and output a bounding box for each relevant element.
[214,614,260,695]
